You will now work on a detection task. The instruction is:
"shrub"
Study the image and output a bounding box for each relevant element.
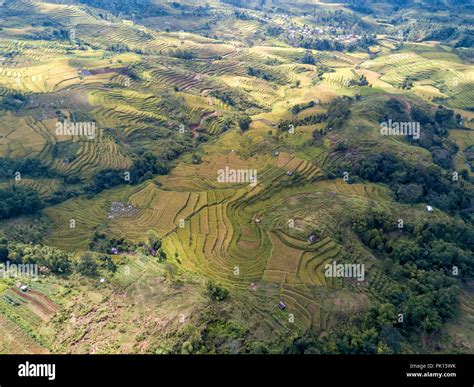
[206,281,229,301]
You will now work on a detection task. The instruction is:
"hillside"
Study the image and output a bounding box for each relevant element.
[0,0,472,355]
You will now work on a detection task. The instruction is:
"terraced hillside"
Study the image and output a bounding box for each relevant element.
[0,0,472,355]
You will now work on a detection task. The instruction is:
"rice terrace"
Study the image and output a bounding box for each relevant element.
[0,0,472,358]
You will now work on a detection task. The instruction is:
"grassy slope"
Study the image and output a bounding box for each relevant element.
[0,0,472,354]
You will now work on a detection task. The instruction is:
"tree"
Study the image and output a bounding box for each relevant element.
[391,240,421,264]
[98,255,117,273]
[147,229,161,250]
[76,252,98,277]
[435,107,455,126]
[157,249,167,263]
[301,50,315,65]
[220,117,234,132]
[45,249,72,274]
[206,280,229,301]
[238,115,252,132]
[0,244,8,263]
[169,49,194,60]
[325,97,351,131]
[0,186,42,219]
[421,311,442,333]
[379,326,402,353]
[397,183,423,203]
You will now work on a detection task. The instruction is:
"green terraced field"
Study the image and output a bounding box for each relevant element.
[0,0,472,358]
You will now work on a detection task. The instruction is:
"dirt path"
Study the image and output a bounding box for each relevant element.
[11,288,58,318]
[253,118,276,127]
[191,110,218,140]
